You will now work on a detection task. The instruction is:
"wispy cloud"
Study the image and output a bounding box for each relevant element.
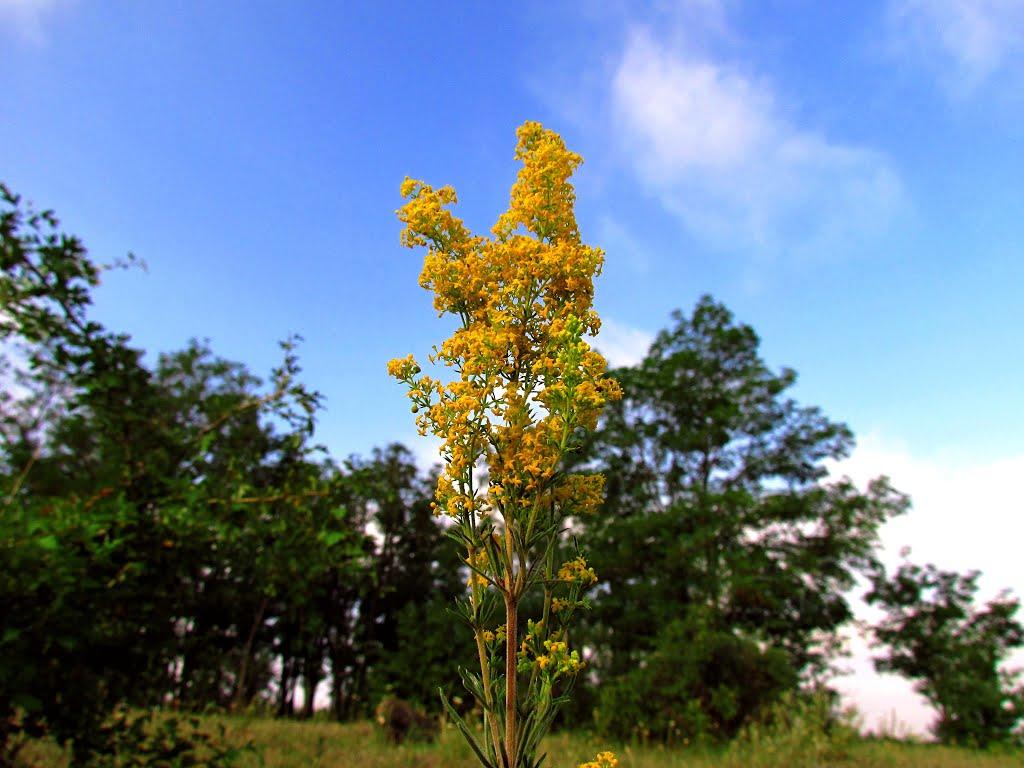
[0,0,66,43]
[887,0,1024,93]
[610,27,904,254]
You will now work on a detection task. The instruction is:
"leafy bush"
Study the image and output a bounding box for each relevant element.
[868,561,1024,747]
[595,609,796,743]
[0,496,173,764]
[80,710,252,768]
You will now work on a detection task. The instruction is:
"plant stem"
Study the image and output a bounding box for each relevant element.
[504,593,518,768]
[475,630,503,763]
[471,570,503,762]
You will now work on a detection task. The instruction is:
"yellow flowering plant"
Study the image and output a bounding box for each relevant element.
[389,122,620,768]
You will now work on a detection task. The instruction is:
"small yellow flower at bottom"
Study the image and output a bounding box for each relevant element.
[577,751,618,768]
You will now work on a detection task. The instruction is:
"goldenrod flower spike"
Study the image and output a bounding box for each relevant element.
[389,121,620,768]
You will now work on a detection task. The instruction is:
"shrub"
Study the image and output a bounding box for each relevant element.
[596,609,796,743]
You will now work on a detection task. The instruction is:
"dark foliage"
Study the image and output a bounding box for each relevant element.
[7,184,1009,757]
[595,607,796,742]
[867,561,1024,746]
[0,185,471,762]
[570,296,908,739]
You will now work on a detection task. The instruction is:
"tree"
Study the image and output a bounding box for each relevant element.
[867,561,1024,746]
[341,446,476,712]
[572,296,908,740]
[1,178,499,765]
[0,183,361,762]
[0,183,162,762]
[0,181,106,497]
[322,445,475,718]
[389,121,621,768]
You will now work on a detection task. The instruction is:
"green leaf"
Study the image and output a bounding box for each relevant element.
[440,689,496,768]
[321,530,345,547]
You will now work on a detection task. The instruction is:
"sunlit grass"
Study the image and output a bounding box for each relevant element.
[17,714,1023,768]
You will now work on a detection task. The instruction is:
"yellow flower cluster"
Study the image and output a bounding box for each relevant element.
[578,751,619,768]
[518,631,583,679]
[538,639,583,676]
[493,121,583,243]
[465,549,489,588]
[558,556,598,586]
[551,597,571,613]
[553,473,606,516]
[387,121,620,530]
[480,624,506,646]
[385,354,419,380]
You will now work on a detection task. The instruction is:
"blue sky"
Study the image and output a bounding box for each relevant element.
[2,0,1021,463]
[3,0,1023,731]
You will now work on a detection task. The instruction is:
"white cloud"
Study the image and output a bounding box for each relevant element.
[611,27,904,253]
[888,0,1024,92]
[831,432,1024,590]
[614,37,771,175]
[828,432,1024,736]
[593,317,654,368]
[0,0,65,42]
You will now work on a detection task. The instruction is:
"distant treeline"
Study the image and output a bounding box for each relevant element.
[2,183,1021,764]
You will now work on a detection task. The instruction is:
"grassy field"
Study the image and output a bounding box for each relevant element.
[17,714,1024,768]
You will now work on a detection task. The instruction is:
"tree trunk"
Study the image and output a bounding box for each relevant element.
[232,596,268,712]
[329,645,348,721]
[301,650,322,719]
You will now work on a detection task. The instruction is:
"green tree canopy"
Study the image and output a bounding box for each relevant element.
[573,296,908,740]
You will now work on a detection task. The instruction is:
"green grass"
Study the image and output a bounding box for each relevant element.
[17,714,1024,768]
